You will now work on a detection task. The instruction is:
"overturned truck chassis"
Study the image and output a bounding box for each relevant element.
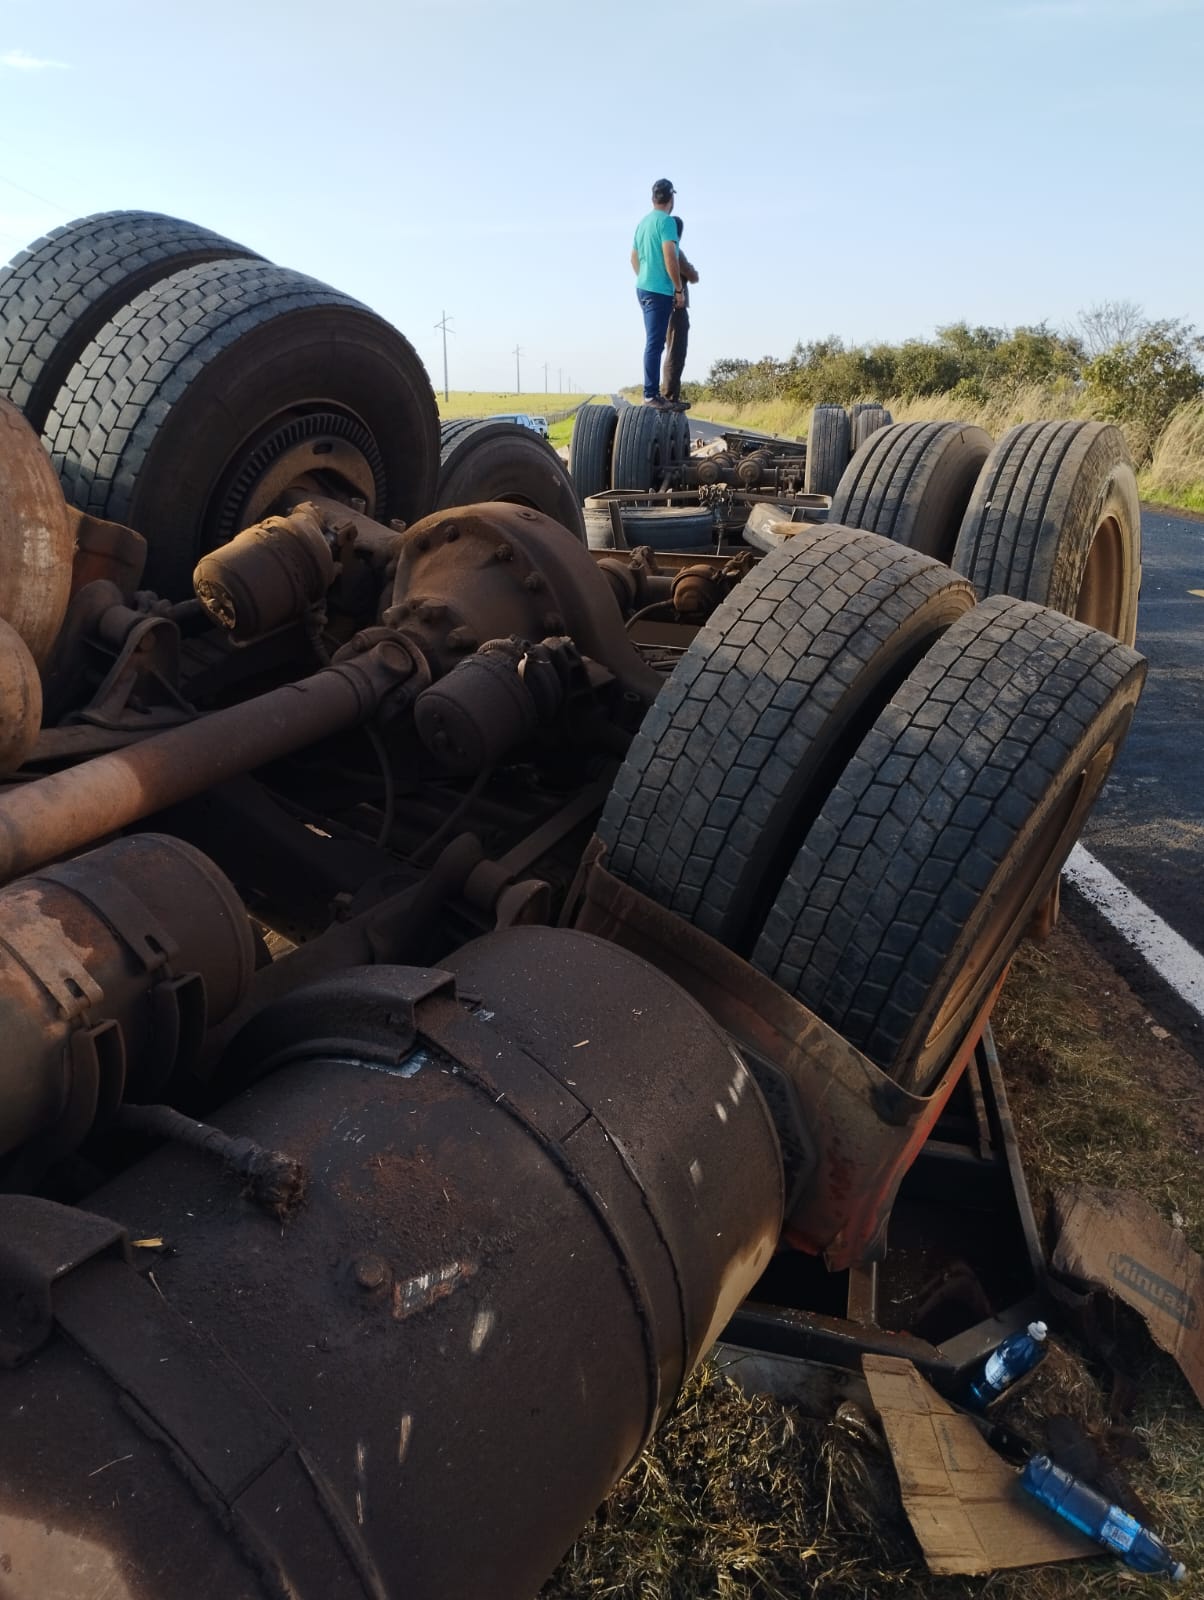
[0,381,1138,1599]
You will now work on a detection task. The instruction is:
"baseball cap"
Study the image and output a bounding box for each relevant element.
[651,178,675,202]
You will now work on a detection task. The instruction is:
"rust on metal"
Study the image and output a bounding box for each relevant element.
[193,502,336,641]
[386,502,662,700]
[0,934,782,1600]
[0,396,74,666]
[0,617,41,775]
[572,844,988,1270]
[0,833,254,1168]
[67,508,148,598]
[114,1102,307,1219]
[0,635,422,884]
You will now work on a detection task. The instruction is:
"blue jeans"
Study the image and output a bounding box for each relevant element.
[637,289,674,399]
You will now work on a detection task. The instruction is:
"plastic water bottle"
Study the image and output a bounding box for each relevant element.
[966,1320,1047,1409]
[1020,1455,1186,1581]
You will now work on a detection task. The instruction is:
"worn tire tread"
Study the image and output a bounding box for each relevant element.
[754,595,1145,1079]
[0,210,261,431]
[598,527,976,950]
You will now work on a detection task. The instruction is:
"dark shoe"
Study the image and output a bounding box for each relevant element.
[644,395,671,410]
[663,398,691,412]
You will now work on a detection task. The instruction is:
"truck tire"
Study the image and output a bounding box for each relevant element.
[583,502,715,551]
[804,405,851,495]
[0,211,262,433]
[598,528,976,954]
[569,403,619,500]
[754,595,1145,1091]
[829,421,992,563]
[850,403,893,452]
[953,420,1141,647]
[42,259,439,597]
[436,420,587,542]
[611,405,669,491]
[666,409,691,466]
[439,417,482,449]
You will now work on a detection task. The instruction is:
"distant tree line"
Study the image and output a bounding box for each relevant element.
[689,303,1204,454]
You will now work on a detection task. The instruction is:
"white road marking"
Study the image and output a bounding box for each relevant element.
[1063,844,1204,1021]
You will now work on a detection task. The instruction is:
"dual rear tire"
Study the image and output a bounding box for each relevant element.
[599,525,1144,1089]
[2,214,440,597]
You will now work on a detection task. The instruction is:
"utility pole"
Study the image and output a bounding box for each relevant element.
[513,344,522,394]
[542,361,549,393]
[434,311,454,404]
[558,367,563,394]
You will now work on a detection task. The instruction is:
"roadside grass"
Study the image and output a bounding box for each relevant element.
[691,391,1204,515]
[543,913,1204,1599]
[436,390,594,420]
[994,932,1204,1254]
[1139,401,1204,513]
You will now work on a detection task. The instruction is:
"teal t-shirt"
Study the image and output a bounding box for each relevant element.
[633,209,678,296]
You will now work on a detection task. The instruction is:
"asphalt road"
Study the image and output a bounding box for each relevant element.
[688,414,798,447]
[1078,507,1204,955]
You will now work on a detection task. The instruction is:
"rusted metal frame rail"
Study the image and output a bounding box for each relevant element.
[572,849,1046,1388]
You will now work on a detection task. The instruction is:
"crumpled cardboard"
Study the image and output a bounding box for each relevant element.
[1052,1185,1204,1406]
[862,1354,1097,1574]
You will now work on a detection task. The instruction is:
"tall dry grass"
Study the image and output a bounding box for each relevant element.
[1140,400,1204,512]
[693,389,1204,512]
[695,383,1093,441]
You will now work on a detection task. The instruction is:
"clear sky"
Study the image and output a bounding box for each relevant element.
[2,0,1202,397]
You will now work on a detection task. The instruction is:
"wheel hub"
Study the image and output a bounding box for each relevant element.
[210,408,388,546]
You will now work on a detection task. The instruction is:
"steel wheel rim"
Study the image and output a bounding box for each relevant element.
[1074,511,1127,639]
[209,405,386,546]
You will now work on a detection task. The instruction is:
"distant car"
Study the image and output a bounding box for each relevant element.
[491,411,549,440]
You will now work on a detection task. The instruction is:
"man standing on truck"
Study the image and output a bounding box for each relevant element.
[631,178,690,413]
[661,215,698,406]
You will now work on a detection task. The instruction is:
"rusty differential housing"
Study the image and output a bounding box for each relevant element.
[0,928,782,1600]
[386,502,662,700]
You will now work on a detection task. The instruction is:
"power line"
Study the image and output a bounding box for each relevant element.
[433,310,455,404]
[0,171,69,216]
